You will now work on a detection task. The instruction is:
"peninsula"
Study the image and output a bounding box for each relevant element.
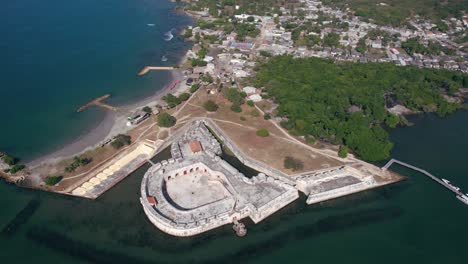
[1,0,467,237]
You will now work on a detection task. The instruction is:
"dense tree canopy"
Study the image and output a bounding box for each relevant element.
[254,56,466,161]
[157,112,177,128]
[45,176,63,186]
[325,0,467,26]
[111,134,132,149]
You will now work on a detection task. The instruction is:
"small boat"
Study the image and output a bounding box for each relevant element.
[161,55,168,62]
[456,194,468,205]
[147,23,155,27]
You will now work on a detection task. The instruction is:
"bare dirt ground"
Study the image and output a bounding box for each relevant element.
[173,87,346,175]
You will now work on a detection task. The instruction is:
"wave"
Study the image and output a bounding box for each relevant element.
[161,55,168,62]
[163,29,174,41]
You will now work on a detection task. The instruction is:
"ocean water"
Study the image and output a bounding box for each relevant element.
[1,111,468,263]
[2,1,468,263]
[0,0,192,161]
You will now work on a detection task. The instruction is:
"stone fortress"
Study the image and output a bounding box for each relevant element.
[140,121,298,236]
[140,119,391,237]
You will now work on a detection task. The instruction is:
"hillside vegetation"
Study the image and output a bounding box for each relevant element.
[254,56,467,161]
[323,0,467,26]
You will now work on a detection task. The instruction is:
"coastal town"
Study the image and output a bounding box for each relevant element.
[1,0,468,236]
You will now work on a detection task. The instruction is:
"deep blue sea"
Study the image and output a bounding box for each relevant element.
[0,0,192,161]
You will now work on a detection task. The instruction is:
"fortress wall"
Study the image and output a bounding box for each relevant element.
[202,119,296,185]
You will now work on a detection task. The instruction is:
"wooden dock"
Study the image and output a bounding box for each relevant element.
[77,94,118,113]
[137,66,174,76]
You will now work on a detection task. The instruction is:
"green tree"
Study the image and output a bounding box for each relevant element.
[111,134,132,149]
[203,100,219,112]
[226,88,243,104]
[201,73,214,83]
[2,155,18,166]
[256,128,270,137]
[45,176,63,186]
[338,145,349,158]
[253,56,466,161]
[230,103,242,113]
[162,93,181,108]
[142,106,152,114]
[323,32,340,47]
[183,28,193,38]
[259,50,272,57]
[157,112,177,127]
[385,114,399,128]
[190,84,200,93]
[9,164,25,174]
[284,156,304,171]
[178,93,191,101]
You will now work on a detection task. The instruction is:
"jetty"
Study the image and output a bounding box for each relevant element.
[383,159,467,202]
[77,94,118,113]
[137,66,174,76]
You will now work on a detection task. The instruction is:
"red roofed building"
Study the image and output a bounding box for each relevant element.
[147,196,157,206]
[189,140,203,154]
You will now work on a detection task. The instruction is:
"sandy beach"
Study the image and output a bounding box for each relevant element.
[27,64,188,168]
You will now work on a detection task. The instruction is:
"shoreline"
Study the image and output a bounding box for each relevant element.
[28,47,191,168]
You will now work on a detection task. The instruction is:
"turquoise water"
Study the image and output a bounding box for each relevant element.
[0,0,192,161]
[1,111,468,263]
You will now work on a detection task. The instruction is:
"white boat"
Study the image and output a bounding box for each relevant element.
[442,179,460,191]
[147,23,155,26]
[456,195,468,205]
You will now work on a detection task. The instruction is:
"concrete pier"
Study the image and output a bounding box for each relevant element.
[137,66,174,76]
[77,94,118,113]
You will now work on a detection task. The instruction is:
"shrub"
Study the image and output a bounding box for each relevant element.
[2,155,18,166]
[191,58,207,67]
[338,145,349,158]
[162,94,181,108]
[226,88,243,104]
[305,135,316,144]
[157,112,177,127]
[142,106,152,114]
[259,50,272,57]
[111,134,132,149]
[203,100,219,112]
[9,164,25,174]
[250,109,260,117]
[385,114,399,128]
[240,116,246,121]
[284,156,304,171]
[264,113,271,120]
[190,84,200,93]
[178,93,191,101]
[256,128,269,137]
[45,176,63,186]
[201,73,213,83]
[230,103,242,113]
[65,156,92,173]
[240,91,247,98]
[247,100,254,107]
